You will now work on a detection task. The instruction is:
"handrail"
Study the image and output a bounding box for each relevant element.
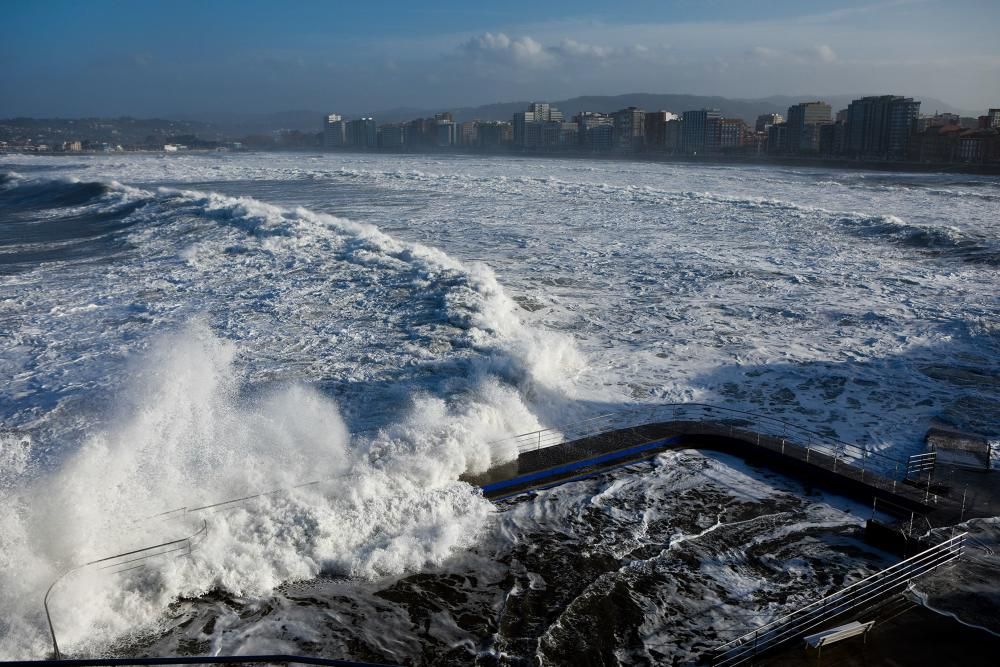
[709,532,967,665]
[44,521,207,660]
[493,403,907,471]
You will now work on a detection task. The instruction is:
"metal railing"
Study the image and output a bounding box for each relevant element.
[493,403,908,473]
[709,532,967,666]
[906,452,937,481]
[44,521,207,660]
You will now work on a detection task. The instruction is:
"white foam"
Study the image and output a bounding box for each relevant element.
[0,323,505,657]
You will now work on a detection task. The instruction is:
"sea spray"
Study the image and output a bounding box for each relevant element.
[0,323,501,658]
[0,173,588,656]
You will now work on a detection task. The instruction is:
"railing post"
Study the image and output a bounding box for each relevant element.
[537,431,541,451]
[806,448,810,463]
[960,486,967,523]
[834,455,838,472]
[781,438,785,455]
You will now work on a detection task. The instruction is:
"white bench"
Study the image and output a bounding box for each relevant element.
[803,620,875,657]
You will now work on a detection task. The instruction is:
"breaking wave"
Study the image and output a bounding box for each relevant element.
[838,213,999,265]
[0,174,587,658]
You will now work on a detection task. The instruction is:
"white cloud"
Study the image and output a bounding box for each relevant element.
[747,43,837,64]
[458,32,655,71]
[813,44,837,64]
[460,32,553,68]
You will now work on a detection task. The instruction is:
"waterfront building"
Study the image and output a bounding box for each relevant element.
[706,114,722,153]
[476,121,511,147]
[720,118,747,150]
[989,109,1000,129]
[845,95,920,160]
[612,107,645,151]
[527,103,563,122]
[819,121,847,155]
[513,103,565,148]
[405,118,436,147]
[958,128,1000,163]
[575,112,614,152]
[916,112,961,132]
[435,119,457,147]
[643,111,678,150]
[755,113,783,133]
[323,113,346,148]
[458,121,477,146]
[512,111,536,147]
[347,117,378,149]
[681,109,721,155]
[909,123,963,162]
[767,123,787,154]
[786,101,831,153]
[664,118,682,153]
[378,124,406,149]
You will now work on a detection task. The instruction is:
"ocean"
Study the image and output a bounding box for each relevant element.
[0,152,997,663]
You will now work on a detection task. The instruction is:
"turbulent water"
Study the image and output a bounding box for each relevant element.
[0,153,998,663]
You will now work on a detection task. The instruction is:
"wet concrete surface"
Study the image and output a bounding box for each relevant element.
[760,601,1000,667]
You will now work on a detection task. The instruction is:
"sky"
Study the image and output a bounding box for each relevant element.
[2,0,998,118]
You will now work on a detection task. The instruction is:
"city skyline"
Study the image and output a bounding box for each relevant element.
[2,0,999,117]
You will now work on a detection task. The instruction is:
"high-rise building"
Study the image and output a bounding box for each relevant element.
[378,124,406,149]
[476,121,511,147]
[527,102,564,122]
[612,107,645,150]
[819,121,847,155]
[705,113,722,153]
[435,120,456,147]
[513,111,536,147]
[323,113,346,148]
[785,101,831,153]
[720,118,747,149]
[987,108,1000,129]
[755,113,783,133]
[346,118,378,149]
[664,118,683,153]
[575,112,614,152]
[767,123,787,154]
[643,111,678,149]
[845,95,921,159]
[681,109,722,154]
[458,121,477,146]
[513,102,565,148]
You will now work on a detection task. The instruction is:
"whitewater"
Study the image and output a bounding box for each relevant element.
[0,152,997,663]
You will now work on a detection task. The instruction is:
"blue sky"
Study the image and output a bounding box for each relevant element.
[2,0,998,116]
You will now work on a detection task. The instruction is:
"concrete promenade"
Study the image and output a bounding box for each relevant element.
[465,419,1000,665]
[466,419,996,523]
